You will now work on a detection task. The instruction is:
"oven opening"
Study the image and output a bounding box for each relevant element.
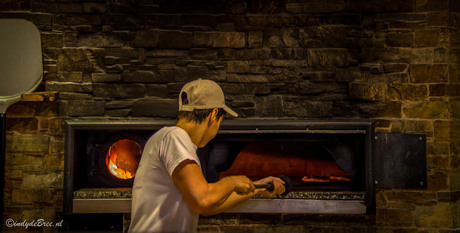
[220,141,352,189]
[105,139,142,180]
[199,132,366,192]
[75,130,150,189]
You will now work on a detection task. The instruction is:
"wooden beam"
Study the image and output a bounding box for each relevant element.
[21,91,58,102]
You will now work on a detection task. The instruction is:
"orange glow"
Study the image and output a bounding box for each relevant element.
[302,176,351,183]
[220,142,351,182]
[105,139,142,179]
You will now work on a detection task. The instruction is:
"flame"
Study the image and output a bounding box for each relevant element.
[105,139,142,179]
[108,156,135,179]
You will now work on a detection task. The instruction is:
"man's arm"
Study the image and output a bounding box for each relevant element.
[200,176,286,216]
[172,160,255,215]
[199,190,254,216]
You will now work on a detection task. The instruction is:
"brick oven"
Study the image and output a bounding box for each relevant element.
[63,118,380,231]
[62,117,431,231]
[64,119,376,216]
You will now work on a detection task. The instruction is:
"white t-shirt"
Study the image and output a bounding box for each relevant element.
[128,126,200,233]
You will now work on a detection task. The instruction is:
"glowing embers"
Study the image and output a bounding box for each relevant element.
[302,176,351,183]
[105,139,142,179]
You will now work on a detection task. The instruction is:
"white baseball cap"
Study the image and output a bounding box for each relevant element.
[179,79,238,117]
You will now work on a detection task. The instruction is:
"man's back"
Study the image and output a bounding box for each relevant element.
[129,126,200,233]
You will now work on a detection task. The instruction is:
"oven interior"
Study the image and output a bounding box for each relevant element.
[198,132,366,192]
[74,129,367,193]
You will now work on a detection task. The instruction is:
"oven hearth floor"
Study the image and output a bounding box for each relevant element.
[73,188,365,200]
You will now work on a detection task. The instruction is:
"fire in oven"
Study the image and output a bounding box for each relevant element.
[64,119,375,216]
[105,138,142,180]
[202,134,364,191]
[76,130,150,188]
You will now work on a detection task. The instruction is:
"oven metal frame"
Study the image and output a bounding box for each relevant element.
[64,119,375,214]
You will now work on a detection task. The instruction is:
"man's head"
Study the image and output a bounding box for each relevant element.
[178,78,237,121]
[177,79,237,147]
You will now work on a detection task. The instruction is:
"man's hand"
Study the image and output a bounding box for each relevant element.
[230,175,255,195]
[254,176,285,198]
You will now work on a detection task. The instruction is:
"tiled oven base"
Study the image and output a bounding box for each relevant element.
[72,188,367,214]
[74,188,132,199]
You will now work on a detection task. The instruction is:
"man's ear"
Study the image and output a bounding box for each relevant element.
[208,108,219,125]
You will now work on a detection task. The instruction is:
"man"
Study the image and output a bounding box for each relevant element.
[129,79,285,233]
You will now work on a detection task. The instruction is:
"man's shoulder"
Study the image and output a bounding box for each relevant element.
[163,126,186,137]
[152,126,188,141]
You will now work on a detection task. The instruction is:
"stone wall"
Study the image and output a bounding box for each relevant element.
[0,0,459,232]
[4,101,63,233]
